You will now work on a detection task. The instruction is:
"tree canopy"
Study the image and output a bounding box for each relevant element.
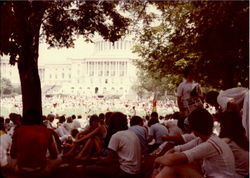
[0,1,130,117]
[132,1,249,91]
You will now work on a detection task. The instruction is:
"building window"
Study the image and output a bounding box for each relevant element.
[105,79,108,84]
[55,74,57,79]
[69,74,71,79]
[50,74,52,79]
[62,73,64,79]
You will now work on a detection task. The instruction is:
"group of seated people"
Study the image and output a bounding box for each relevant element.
[0,99,249,178]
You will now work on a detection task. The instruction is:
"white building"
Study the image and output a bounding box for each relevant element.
[0,37,139,98]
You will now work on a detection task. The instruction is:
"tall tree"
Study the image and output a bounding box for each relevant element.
[0,1,129,120]
[132,1,249,90]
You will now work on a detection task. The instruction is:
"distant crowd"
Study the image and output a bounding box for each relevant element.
[0,65,248,178]
[0,95,178,117]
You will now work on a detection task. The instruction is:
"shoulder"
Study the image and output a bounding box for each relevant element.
[177,81,186,88]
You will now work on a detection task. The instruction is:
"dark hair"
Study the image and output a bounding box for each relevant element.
[89,114,100,125]
[47,114,55,122]
[183,65,194,78]
[219,111,249,151]
[99,113,105,120]
[72,115,76,120]
[0,117,5,131]
[108,112,128,132]
[105,112,113,126]
[5,118,10,123]
[130,116,143,126]
[104,112,127,148]
[151,112,158,118]
[59,116,66,123]
[71,129,79,138]
[148,117,159,127]
[188,108,213,136]
[22,109,43,125]
[205,91,219,106]
[77,115,82,119]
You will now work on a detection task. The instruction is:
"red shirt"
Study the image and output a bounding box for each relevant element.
[10,125,57,168]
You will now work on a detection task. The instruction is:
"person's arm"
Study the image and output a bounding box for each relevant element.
[98,149,119,164]
[10,131,17,159]
[75,127,91,139]
[155,152,188,166]
[48,134,58,160]
[162,135,185,144]
[177,96,183,112]
[174,137,201,152]
[75,126,100,143]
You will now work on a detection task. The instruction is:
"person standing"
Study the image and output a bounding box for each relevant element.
[176,66,203,117]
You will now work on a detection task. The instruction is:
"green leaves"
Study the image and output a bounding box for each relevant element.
[131,1,249,90]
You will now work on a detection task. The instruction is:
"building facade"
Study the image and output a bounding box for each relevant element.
[0,37,138,98]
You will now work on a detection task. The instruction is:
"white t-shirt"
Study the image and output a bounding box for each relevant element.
[149,123,168,144]
[176,81,200,100]
[0,133,12,166]
[217,87,248,111]
[222,138,249,177]
[165,120,183,136]
[217,87,249,139]
[72,119,81,130]
[129,125,148,153]
[175,135,236,178]
[108,130,141,174]
[176,80,203,115]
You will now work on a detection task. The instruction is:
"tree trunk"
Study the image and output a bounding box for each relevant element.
[18,34,42,117]
[14,1,48,120]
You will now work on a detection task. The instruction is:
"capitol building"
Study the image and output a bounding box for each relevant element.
[0,37,139,98]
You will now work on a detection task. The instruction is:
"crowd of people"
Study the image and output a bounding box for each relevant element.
[0,95,178,118]
[0,65,249,178]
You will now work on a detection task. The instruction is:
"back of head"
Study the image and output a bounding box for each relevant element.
[219,111,249,151]
[150,117,159,126]
[99,113,105,120]
[130,116,143,126]
[105,112,113,126]
[89,114,100,125]
[206,91,219,107]
[108,112,128,133]
[183,65,194,78]
[59,116,66,123]
[22,109,42,125]
[151,112,158,118]
[188,108,213,136]
[77,115,82,119]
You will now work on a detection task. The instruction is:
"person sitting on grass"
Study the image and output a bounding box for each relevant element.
[153,108,236,178]
[63,114,106,160]
[219,111,249,177]
[84,112,141,178]
[10,109,60,175]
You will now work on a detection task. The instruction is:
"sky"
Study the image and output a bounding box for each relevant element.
[38,37,95,65]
